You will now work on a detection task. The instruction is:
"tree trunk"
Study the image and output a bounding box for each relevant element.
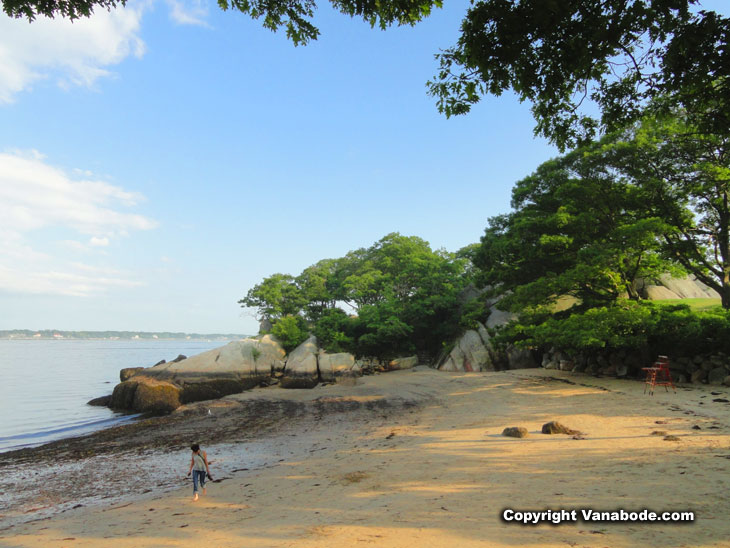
[625,281,641,301]
[722,280,730,310]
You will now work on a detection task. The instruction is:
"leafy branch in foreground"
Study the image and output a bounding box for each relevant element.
[428,1,730,150]
[3,0,442,45]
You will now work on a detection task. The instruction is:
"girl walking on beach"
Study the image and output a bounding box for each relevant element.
[187,443,212,501]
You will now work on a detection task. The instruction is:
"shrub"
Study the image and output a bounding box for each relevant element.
[271,315,309,353]
[459,298,489,330]
[497,300,730,358]
[312,308,355,353]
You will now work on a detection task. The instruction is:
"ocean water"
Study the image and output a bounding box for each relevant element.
[0,339,232,453]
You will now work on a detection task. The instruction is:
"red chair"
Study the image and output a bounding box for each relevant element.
[642,355,676,395]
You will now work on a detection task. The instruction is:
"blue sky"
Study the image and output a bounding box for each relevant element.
[1,1,724,334]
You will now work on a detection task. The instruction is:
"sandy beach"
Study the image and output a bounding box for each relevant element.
[2,367,729,548]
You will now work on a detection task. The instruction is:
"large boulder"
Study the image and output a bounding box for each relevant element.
[640,274,720,300]
[658,274,720,299]
[460,329,494,371]
[110,377,182,414]
[145,336,283,383]
[486,305,516,329]
[280,336,319,389]
[439,322,496,372]
[438,320,538,372]
[319,351,359,381]
[120,367,144,382]
[439,344,466,372]
[691,369,708,383]
[132,378,182,414]
[87,395,112,407]
[387,356,418,371]
[644,285,682,300]
[110,336,286,411]
[708,367,729,385]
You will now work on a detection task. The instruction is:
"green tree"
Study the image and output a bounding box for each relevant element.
[238,273,305,320]
[4,0,441,38]
[428,1,730,150]
[599,112,730,307]
[295,258,349,322]
[271,314,309,352]
[346,233,468,356]
[475,140,676,310]
[239,232,470,359]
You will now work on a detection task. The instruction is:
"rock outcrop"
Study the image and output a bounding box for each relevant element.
[120,367,144,382]
[109,336,286,413]
[439,321,500,372]
[486,306,516,329]
[110,377,182,414]
[87,395,112,407]
[318,351,360,382]
[387,356,418,371]
[640,274,720,300]
[280,336,319,389]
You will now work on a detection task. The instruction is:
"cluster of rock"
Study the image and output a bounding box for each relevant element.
[540,347,730,386]
[104,335,418,415]
[437,320,538,372]
[502,421,581,438]
[671,354,730,385]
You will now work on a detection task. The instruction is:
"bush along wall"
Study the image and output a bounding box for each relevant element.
[499,302,730,386]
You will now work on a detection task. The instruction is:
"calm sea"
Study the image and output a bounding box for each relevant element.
[0,339,231,453]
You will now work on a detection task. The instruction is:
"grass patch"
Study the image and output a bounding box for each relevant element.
[653,298,722,312]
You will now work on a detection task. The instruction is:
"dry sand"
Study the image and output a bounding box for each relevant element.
[1,367,730,548]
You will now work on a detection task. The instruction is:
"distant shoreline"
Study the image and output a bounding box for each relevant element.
[0,330,247,341]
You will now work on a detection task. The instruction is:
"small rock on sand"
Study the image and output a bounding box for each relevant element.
[541,421,580,435]
[502,427,529,438]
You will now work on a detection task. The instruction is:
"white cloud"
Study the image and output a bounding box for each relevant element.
[0,264,145,297]
[0,150,156,235]
[89,236,110,247]
[166,0,210,26]
[0,4,146,103]
[0,0,214,102]
[0,150,156,296]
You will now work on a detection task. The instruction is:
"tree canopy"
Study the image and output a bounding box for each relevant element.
[475,138,676,311]
[239,233,473,359]
[429,1,730,150]
[3,0,442,40]
[606,112,730,308]
[476,105,730,311]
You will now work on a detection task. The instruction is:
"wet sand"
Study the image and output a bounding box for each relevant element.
[2,368,729,547]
